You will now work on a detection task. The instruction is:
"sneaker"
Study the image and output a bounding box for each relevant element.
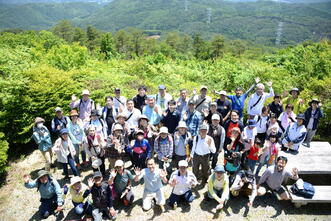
[173,202,177,210]
[129,195,134,203]
[43,211,50,219]
[159,205,165,213]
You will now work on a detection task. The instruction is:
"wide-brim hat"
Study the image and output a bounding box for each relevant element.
[93,171,103,179]
[309,98,320,105]
[289,88,300,95]
[35,117,45,124]
[81,89,90,95]
[177,121,188,129]
[116,113,127,120]
[54,107,62,112]
[138,115,149,122]
[214,165,225,173]
[200,85,208,91]
[70,109,79,117]
[70,176,82,186]
[92,158,102,169]
[113,124,123,131]
[159,126,169,135]
[36,170,49,180]
[178,160,188,167]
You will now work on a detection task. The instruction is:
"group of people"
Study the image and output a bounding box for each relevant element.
[25,78,324,220]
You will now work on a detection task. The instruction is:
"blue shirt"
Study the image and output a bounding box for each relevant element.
[143,105,161,125]
[227,84,255,117]
[140,168,164,193]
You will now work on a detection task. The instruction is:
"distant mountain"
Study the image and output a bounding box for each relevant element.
[0,0,330,45]
[0,0,112,4]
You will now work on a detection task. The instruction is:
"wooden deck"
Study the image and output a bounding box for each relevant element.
[279,142,331,174]
[287,185,331,204]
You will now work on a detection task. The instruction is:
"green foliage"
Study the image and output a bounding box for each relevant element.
[0,133,9,175]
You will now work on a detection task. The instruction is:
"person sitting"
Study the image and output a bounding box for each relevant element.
[257,156,299,200]
[160,100,181,134]
[224,127,244,174]
[205,165,229,211]
[23,170,63,219]
[108,160,134,206]
[281,114,307,152]
[134,158,168,212]
[168,160,198,209]
[88,171,117,220]
[63,176,92,217]
[173,121,192,168]
[230,169,257,207]
[128,130,152,169]
[52,128,79,179]
[303,98,324,148]
[154,126,174,176]
[32,117,53,171]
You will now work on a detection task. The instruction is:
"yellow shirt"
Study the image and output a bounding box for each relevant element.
[69,183,89,203]
[282,96,303,114]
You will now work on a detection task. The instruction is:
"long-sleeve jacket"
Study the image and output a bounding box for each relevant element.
[247,87,274,116]
[67,121,85,145]
[208,173,229,203]
[52,137,76,163]
[83,135,106,158]
[32,126,52,152]
[304,107,323,130]
[91,182,113,209]
[25,176,63,206]
[154,135,174,160]
[283,123,307,144]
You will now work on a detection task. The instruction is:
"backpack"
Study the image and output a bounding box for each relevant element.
[290,179,315,199]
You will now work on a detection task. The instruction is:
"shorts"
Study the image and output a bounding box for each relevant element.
[260,182,286,195]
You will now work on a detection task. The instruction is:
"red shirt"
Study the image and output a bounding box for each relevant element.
[247,145,260,161]
[226,121,239,137]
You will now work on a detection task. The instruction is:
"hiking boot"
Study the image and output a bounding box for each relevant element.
[129,195,134,204]
[42,211,50,219]
[159,205,165,213]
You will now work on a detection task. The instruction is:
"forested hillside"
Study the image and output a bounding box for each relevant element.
[1,0,331,45]
[0,26,330,177]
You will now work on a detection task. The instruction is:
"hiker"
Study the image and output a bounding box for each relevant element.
[246,138,263,173]
[281,114,307,152]
[278,104,296,133]
[154,126,174,176]
[111,113,130,137]
[173,121,192,168]
[106,124,128,170]
[266,113,281,137]
[123,99,141,130]
[254,106,269,143]
[268,94,283,118]
[190,86,212,114]
[247,81,274,117]
[282,87,304,114]
[83,125,107,176]
[203,102,223,125]
[256,133,280,177]
[227,77,260,120]
[190,124,216,185]
[88,171,117,220]
[205,165,229,211]
[136,114,158,151]
[160,100,181,134]
[32,117,53,171]
[230,169,257,207]
[242,119,257,152]
[134,158,168,212]
[63,176,92,216]
[127,130,152,169]
[215,90,232,122]
[223,110,244,138]
[142,95,162,126]
[108,160,135,206]
[168,160,198,209]
[70,89,95,123]
[208,114,226,169]
[87,109,107,140]
[303,98,324,148]
[224,127,244,174]
[182,100,203,137]
[67,109,87,169]
[100,96,118,136]
[133,85,148,112]
[176,89,189,116]
[257,156,299,200]
[155,84,173,112]
[113,88,127,111]
[23,170,63,219]
[53,128,80,178]
[51,107,69,138]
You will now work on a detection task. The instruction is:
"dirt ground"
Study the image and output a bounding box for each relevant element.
[0,150,330,221]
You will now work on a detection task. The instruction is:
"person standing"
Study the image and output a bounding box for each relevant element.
[176,89,189,116]
[182,100,203,137]
[173,121,192,167]
[113,88,127,111]
[190,86,212,114]
[51,107,70,138]
[208,114,226,169]
[282,88,304,114]
[303,98,323,147]
[155,85,173,112]
[142,96,162,126]
[215,90,232,122]
[70,89,95,123]
[160,100,181,134]
[100,96,118,136]
[123,99,141,130]
[32,117,53,171]
[268,94,283,118]
[247,81,274,117]
[133,86,148,112]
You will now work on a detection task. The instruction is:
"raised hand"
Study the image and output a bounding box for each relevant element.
[255,77,260,84]
[216,201,224,210]
[267,81,273,87]
[23,174,30,183]
[160,169,167,178]
[88,178,94,189]
[110,169,117,178]
[192,89,197,95]
[292,167,299,177]
[134,167,141,176]
[71,94,77,102]
[154,106,159,113]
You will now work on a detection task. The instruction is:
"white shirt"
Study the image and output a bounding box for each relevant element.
[242,127,257,142]
[169,170,197,195]
[155,92,173,111]
[190,135,216,157]
[123,108,141,129]
[113,96,127,110]
[254,115,269,133]
[247,88,274,116]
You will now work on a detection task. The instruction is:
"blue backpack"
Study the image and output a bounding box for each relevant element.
[291,181,315,199]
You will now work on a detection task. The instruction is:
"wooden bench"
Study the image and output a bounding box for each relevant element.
[287,185,331,208]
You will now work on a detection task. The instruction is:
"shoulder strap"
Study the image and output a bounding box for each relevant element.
[115,97,124,105]
[250,95,263,110]
[195,98,206,109]
[195,135,199,143]
[126,112,134,121]
[99,118,104,128]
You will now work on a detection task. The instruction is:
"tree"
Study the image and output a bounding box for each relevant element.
[211,35,225,58]
[192,34,210,59]
[51,20,75,43]
[231,39,247,57]
[73,27,87,45]
[128,28,146,57]
[100,32,116,59]
[86,25,100,51]
[114,30,130,55]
